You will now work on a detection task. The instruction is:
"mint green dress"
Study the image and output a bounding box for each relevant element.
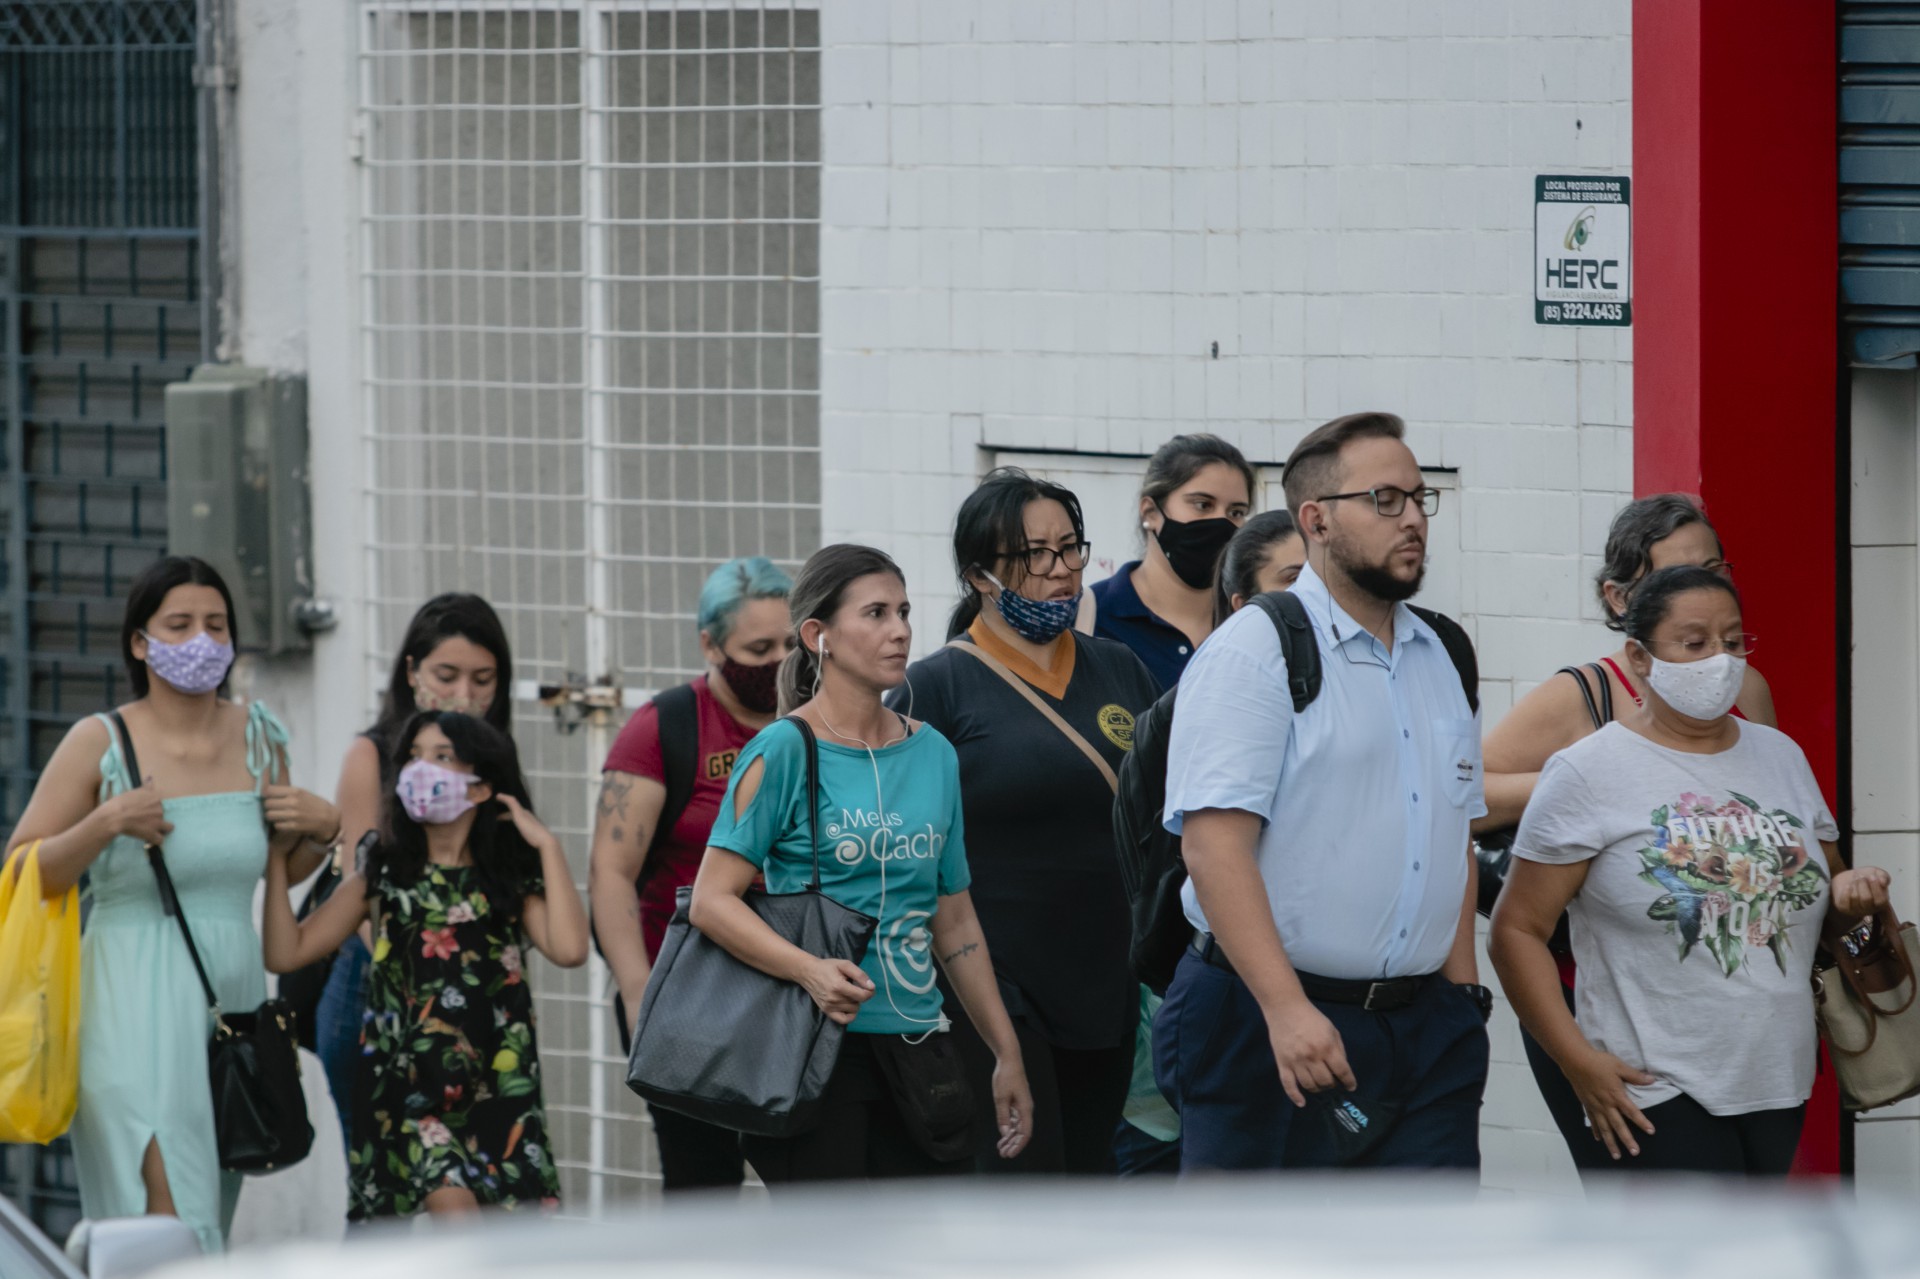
[71,702,289,1255]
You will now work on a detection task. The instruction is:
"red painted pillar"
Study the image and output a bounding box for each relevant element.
[1632,0,1840,1173]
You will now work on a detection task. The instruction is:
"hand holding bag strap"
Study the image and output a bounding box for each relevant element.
[111,712,223,1020]
[944,640,1118,794]
[781,714,824,889]
[1836,906,1920,1023]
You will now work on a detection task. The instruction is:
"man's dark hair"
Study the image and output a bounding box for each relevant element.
[1281,412,1407,524]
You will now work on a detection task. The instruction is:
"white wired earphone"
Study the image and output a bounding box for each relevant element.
[812,632,947,1042]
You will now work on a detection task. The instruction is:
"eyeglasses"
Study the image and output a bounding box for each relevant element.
[1315,486,1442,518]
[1644,633,1759,660]
[1001,541,1092,575]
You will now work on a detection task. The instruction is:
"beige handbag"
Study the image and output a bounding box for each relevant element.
[1814,906,1920,1111]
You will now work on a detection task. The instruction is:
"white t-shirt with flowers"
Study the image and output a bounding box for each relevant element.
[1514,721,1839,1116]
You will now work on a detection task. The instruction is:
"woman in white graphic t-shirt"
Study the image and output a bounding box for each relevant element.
[1489,565,1890,1176]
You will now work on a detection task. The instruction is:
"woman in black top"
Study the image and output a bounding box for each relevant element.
[891,468,1161,1174]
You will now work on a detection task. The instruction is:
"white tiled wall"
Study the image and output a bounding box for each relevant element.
[1849,367,1920,1193]
[816,0,1631,1192]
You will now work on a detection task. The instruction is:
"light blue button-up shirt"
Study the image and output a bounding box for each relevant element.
[1164,563,1486,981]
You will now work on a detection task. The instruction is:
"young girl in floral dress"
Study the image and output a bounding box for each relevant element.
[263,711,589,1218]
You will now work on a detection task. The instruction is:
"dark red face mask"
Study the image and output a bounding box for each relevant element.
[719,654,780,714]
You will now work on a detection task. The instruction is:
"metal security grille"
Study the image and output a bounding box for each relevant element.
[0,0,201,1236]
[1843,3,1920,366]
[0,3,200,822]
[358,0,820,1211]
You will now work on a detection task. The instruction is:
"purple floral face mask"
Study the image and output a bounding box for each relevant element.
[141,630,235,695]
[396,758,481,826]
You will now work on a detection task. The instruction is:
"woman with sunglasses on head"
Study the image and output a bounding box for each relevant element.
[891,469,1161,1174]
[304,593,515,1154]
[1489,566,1888,1175]
[1080,434,1256,691]
[692,544,1033,1184]
[5,556,340,1254]
[589,556,792,1193]
[1478,495,1775,1168]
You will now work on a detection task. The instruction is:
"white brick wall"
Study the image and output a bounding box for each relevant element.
[817,0,1632,1192]
[1849,368,1920,1193]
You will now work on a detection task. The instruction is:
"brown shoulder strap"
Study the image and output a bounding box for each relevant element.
[945,639,1117,794]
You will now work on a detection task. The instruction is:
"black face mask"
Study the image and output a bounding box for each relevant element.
[1153,507,1239,591]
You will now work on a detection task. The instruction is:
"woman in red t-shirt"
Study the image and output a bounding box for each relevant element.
[589,555,793,1193]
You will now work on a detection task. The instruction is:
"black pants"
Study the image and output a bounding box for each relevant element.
[949,1003,1135,1175]
[1592,1094,1805,1177]
[614,991,747,1193]
[739,1034,970,1185]
[1155,951,1488,1171]
[1520,984,1609,1171]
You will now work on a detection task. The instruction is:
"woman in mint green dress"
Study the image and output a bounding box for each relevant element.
[7,557,341,1253]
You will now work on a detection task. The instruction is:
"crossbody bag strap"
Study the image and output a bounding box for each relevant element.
[780,715,824,889]
[111,711,222,1018]
[945,639,1117,795]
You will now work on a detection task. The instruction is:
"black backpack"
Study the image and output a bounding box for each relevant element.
[591,682,700,954]
[1112,592,1479,994]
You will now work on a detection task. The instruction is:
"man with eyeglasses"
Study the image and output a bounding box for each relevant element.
[1156,411,1492,1171]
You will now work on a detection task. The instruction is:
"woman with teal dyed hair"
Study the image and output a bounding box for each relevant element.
[588,555,793,1192]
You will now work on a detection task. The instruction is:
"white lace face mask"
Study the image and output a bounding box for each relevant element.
[1643,651,1745,721]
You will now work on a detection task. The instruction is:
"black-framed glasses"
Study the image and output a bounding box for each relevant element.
[1001,541,1092,575]
[1316,486,1441,518]
[1644,633,1759,659]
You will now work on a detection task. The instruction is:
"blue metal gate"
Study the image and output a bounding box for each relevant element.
[0,0,201,829]
[0,0,202,1238]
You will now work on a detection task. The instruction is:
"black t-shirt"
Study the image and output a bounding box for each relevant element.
[889,625,1161,1050]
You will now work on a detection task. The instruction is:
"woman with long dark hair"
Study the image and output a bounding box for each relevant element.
[690,544,1033,1184]
[1081,433,1256,689]
[891,470,1160,1174]
[262,711,588,1218]
[7,556,340,1253]
[308,593,515,1149]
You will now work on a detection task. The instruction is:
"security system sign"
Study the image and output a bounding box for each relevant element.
[1535,174,1630,326]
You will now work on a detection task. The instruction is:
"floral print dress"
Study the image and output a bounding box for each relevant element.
[349,860,559,1219]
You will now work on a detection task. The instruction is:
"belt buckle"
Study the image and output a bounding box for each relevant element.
[1362,982,1387,1012]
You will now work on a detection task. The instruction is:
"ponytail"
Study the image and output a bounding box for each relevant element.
[776,642,819,717]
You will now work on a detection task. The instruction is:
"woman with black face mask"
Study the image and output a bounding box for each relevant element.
[588,556,792,1193]
[887,469,1161,1174]
[1080,434,1255,691]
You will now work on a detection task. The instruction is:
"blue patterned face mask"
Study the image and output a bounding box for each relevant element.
[983,571,1081,644]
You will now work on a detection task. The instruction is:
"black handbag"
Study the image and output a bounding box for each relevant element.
[112,712,315,1173]
[626,715,877,1138]
[276,856,342,1053]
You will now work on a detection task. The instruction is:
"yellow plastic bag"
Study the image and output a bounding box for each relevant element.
[0,841,81,1143]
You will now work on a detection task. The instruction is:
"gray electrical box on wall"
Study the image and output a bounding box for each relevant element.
[162,366,316,655]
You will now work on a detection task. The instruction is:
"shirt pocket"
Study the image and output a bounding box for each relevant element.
[1433,716,1481,810]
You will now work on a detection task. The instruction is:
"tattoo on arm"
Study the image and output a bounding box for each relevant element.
[597,774,633,822]
[610,826,624,844]
[940,941,980,965]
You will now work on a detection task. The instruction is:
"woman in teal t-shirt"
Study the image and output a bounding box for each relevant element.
[693,544,1034,1184]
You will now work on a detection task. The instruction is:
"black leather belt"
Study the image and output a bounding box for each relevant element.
[1191,931,1434,1012]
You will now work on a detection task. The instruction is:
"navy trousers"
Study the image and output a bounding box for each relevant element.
[1153,950,1489,1171]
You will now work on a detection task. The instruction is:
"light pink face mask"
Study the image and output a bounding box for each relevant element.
[396,758,480,825]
